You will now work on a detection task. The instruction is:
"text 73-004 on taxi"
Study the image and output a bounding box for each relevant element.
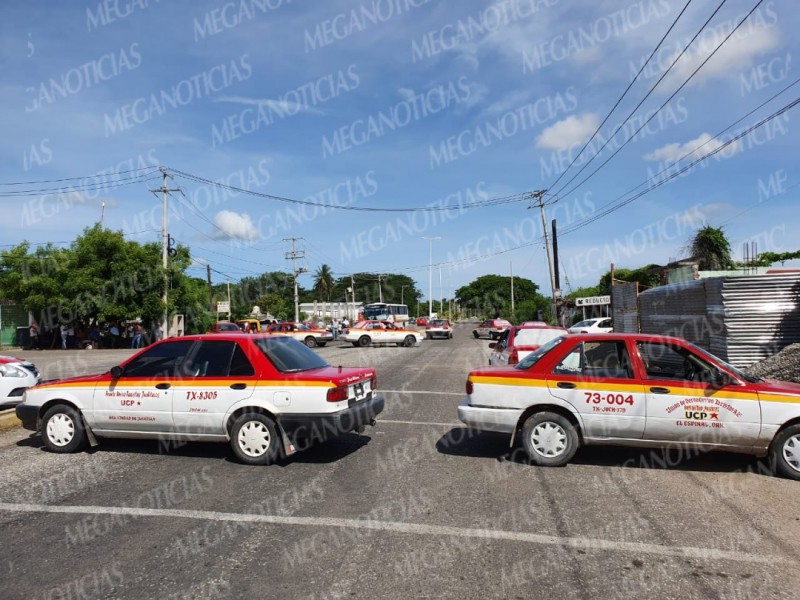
[15,333,384,466]
[458,333,800,480]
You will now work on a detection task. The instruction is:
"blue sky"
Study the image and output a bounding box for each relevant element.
[2,0,798,302]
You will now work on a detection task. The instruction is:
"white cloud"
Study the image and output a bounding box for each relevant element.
[211,210,259,241]
[643,133,741,162]
[535,113,599,151]
[666,25,779,88]
[214,96,326,116]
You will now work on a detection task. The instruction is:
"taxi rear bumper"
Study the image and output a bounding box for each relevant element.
[279,394,385,442]
[457,398,521,434]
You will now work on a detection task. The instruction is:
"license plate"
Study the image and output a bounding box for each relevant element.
[354,383,365,398]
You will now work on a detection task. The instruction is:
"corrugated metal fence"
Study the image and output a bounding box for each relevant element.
[617,274,800,368]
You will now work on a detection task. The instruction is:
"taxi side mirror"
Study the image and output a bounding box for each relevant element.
[709,370,734,388]
[488,342,496,349]
[110,365,123,379]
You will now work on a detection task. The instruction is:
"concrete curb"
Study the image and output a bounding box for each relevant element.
[0,408,21,432]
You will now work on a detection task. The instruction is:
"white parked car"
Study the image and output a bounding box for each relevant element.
[0,355,40,405]
[343,320,423,347]
[568,317,613,334]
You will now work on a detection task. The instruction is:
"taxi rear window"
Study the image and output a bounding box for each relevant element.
[253,336,329,373]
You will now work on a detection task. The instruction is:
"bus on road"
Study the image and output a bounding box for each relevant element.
[363,303,410,325]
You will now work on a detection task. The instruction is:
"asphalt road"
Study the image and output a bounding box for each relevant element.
[1,325,799,599]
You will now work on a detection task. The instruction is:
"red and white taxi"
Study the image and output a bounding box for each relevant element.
[488,325,567,366]
[342,320,423,347]
[459,333,800,480]
[425,319,453,340]
[15,333,383,465]
[265,321,334,347]
[472,319,512,340]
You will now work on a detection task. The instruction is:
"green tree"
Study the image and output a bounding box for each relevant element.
[688,225,734,270]
[456,274,543,318]
[313,264,335,301]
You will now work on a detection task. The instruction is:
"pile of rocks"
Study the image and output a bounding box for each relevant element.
[745,343,800,383]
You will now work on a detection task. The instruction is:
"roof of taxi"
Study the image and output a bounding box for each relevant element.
[562,332,691,344]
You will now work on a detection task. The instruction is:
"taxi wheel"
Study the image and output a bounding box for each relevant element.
[473,331,479,339]
[403,335,416,347]
[304,336,317,348]
[230,413,279,466]
[521,412,578,467]
[358,336,371,347]
[41,404,88,454]
[770,424,800,480]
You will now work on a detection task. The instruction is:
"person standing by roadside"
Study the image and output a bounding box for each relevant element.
[60,323,69,350]
[131,323,142,349]
[29,322,40,350]
[109,322,120,349]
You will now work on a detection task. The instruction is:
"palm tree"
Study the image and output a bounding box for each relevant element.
[688,225,734,270]
[313,264,334,301]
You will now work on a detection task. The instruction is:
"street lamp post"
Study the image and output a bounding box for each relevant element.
[421,237,440,318]
[400,285,408,305]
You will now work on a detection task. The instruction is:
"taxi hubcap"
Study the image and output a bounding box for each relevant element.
[782,435,800,473]
[47,414,75,447]
[531,422,567,458]
[238,421,270,457]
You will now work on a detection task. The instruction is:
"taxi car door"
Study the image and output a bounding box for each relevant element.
[547,339,646,439]
[172,340,256,434]
[637,341,761,446]
[367,322,386,343]
[91,340,193,432]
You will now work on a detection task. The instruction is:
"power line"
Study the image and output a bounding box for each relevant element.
[0,171,161,197]
[169,168,530,213]
[553,0,763,201]
[0,166,160,187]
[547,0,694,194]
[559,95,800,236]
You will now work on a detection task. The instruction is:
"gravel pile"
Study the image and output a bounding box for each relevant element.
[745,343,800,383]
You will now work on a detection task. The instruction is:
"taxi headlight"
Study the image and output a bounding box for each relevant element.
[0,364,28,378]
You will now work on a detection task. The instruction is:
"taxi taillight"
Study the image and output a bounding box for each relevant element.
[466,379,473,395]
[327,386,348,402]
[371,375,378,390]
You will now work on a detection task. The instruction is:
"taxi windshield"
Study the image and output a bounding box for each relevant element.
[514,336,565,370]
[253,336,329,373]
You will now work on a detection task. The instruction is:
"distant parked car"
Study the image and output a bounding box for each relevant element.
[416,317,428,326]
[343,320,423,347]
[568,317,613,334]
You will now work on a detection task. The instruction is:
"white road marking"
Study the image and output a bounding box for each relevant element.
[380,390,462,396]
[0,502,790,565]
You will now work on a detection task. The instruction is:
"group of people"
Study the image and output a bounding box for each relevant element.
[27,320,155,350]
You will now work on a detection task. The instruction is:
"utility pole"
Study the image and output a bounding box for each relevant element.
[150,168,181,338]
[528,190,555,319]
[421,236,441,318]
[284,237,306,323]
[510,262,515,315]
[206,264,213,313]
[377,273,383,303]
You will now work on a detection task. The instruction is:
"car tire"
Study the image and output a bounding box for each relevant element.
[351,342,359,347]
[403,335,416,348]
[41,404,88,454]
[230,413,280,466]
[358,336,371,348]
[521,411,579,467]
[473,331,479,339]
[769,424,800,480]
[426,333,432,340]
[304,336,317,348]
[448,333,453,339]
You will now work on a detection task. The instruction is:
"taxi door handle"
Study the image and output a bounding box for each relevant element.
[155,383,171,390]
[650,387,670,394]
[230,383,247,390]
[557,382,576,389]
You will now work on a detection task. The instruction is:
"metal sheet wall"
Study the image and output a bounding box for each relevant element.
[637,274,800,368]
